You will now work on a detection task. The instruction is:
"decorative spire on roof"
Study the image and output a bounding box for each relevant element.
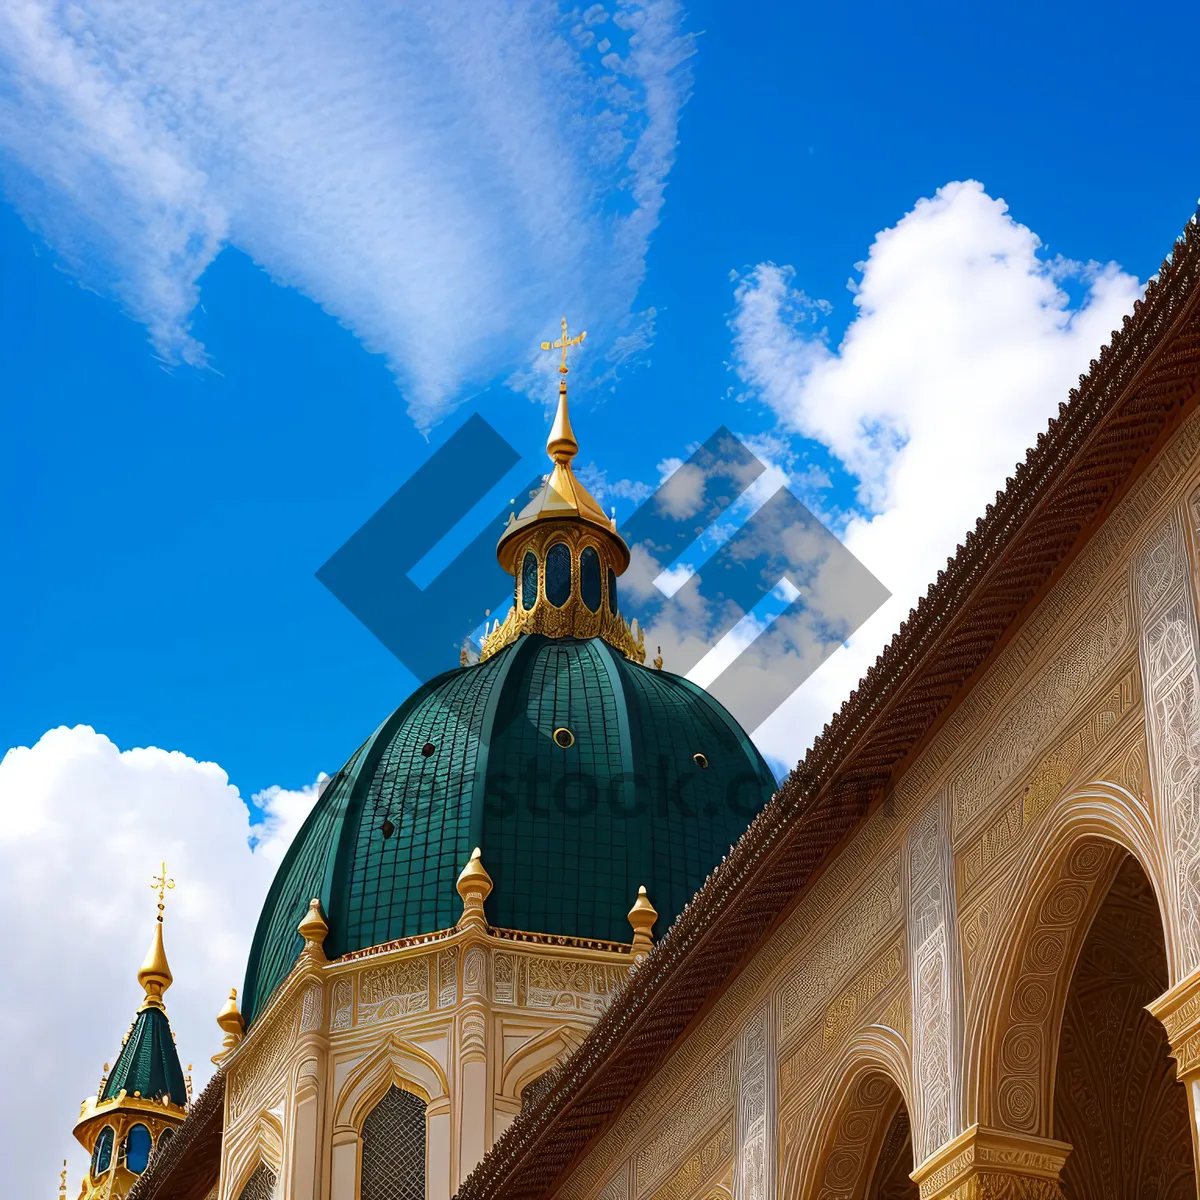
[481,316,644,664]
[138,862,175,1012]
[213,989,244,1065]
[298,898,329,963]
[72,865,190,1191]
[456,846,493,930]
[627,886,658,960]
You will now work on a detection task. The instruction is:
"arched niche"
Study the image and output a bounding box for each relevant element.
[963,781,1171,1135]
[781,1029,914,1199]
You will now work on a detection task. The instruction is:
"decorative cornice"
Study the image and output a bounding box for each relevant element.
[457,208,1200,1200]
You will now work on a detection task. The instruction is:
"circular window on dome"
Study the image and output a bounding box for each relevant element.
[380,817,395,839]
[580,546,601,612]
[607,567,618,614]
[521,551,538,611]
[421,741,436,758]
[693,752,709,769]
[92,1126,115,1176]
[124,1124,152,1175]
[553,726,575,748]
[546,543,572,607]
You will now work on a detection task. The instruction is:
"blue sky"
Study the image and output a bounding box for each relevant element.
[4,3,1200,1191]
[3,0,1198,804]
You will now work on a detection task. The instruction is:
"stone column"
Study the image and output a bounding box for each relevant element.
[911,1126,1071,1200]
[1148,966,1200,1191]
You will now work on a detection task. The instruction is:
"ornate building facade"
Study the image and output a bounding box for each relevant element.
[115,212,1200,1200]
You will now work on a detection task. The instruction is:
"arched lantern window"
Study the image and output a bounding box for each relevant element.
[91,1126,115,1176]
[580,547,601,612]
[124,1124,153,1174]
[521,551,538,611]
[545,543,572,608]
[607,567,618,614]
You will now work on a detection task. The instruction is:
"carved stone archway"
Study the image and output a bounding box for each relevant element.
[783,1031,914,1200]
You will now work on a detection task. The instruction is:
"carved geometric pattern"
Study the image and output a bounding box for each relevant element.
[359,958,430,1024]
[951,584,1130,834]
[331,977,353,1031]
[634,1050,735,1197]
[361,1085,427,1200]
[779,856,903,1042]
[235,1164,277,1200]
[229,1004,300,1121]
[1054,856,1194,1199]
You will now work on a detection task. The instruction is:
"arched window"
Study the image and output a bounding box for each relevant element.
[361,1085,426,1200]
[607,567,618,614]
[580,547,601,612]
[235,1163,278,1200]
[153,1127,175,1160]
[545,543,571,608]
[91,1126,115,1176]
[123,1123,153,1174]
[521,552,538,611]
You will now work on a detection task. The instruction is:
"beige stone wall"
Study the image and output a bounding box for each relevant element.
[557,411,1200,1200]
[216,926,638,1200]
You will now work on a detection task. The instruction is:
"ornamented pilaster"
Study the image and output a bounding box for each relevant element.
[288,909,330,1200]
[912,1125,1070,1200]
[455,849,494,1185]
[733,1003,772,1200]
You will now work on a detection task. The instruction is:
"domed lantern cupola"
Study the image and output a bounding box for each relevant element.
[483,317,644,663]
[71,865,189,1199]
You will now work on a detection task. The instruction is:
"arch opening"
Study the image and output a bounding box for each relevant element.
[795,1069,916,1200]
[361,1083,427,1200]
[1054,852,1194,1197]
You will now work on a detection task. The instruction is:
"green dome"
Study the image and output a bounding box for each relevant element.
[242,634,777,1024]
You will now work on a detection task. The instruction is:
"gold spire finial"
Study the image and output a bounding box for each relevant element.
[59,1159,67,1200]
[151,861,175,921]
[540,314,586,377]
[213,988,245,1064]
[138,863,175,1010]
[456,847,493,930]
[540,316,586,465]
[298,898,329,962]
[628,885,658,958]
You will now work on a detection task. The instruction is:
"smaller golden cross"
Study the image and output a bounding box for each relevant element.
[540,315,586,375]
[151,861,175,922]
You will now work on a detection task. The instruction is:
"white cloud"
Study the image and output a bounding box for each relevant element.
[0,726,319,1199]
[0,0,693,428]
[731,181,1143,763]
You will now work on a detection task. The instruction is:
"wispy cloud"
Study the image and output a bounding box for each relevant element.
[0,0,693,428]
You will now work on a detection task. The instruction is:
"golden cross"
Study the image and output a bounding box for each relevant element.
[540,315,586,375]
[151,861,175,922]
